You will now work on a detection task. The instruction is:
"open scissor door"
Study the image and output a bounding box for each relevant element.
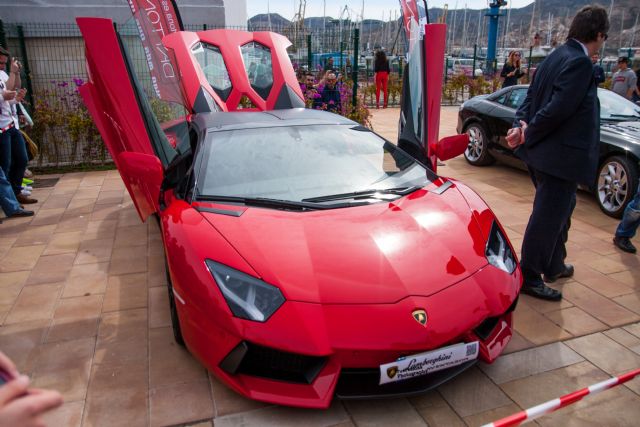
[398,1,449,172]
[78,15,191,221]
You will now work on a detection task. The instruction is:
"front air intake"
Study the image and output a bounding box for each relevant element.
[220,341,327,384]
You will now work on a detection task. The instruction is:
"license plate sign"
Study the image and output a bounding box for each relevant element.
[379,341,479,385]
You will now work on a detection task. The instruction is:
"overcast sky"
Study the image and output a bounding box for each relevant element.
[247,1,535,20]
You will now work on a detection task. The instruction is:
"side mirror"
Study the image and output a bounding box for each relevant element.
[434,134,469,161]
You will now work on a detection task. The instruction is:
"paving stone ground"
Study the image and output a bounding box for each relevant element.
[0,107,638,426]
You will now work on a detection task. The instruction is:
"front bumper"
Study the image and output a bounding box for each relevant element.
[179,264,520,408]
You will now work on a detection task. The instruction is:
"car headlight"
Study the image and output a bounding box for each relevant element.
[205,260,285,322]
[485,221,517,274]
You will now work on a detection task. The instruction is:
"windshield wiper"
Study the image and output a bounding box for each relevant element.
[196,195,367,211]
[301,185,422,203]
[607,114,640,119]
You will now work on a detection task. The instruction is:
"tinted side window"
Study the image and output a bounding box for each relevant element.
[506,89,527,109]
[494,93,508,105]
[192,42,233,101]
[241,42,273,100]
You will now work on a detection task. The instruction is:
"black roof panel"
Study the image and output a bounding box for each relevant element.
[193,108,357,132]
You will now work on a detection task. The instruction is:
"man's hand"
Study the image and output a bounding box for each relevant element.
[507,120,528,148]
[0,353,19,380]
[0,383,63,427]
[2,90,16,101]
[16,89,26,103]
[0,351,64,427]
[10,59,21,74]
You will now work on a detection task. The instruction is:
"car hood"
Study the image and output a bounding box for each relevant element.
[200,185,489,304]
[601,120,640,142]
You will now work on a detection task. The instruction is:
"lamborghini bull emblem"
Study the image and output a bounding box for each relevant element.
[387,366,398,379]
[412,309,428,327]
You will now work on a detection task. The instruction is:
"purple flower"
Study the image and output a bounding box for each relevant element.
[73,78,85,86]
[313,93,321,99]
[58,81,68,87]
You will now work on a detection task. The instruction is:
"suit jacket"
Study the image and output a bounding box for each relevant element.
[514,39,599,185]
[593,64,606,85]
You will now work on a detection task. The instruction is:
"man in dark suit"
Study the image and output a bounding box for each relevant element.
[506,6,609,301]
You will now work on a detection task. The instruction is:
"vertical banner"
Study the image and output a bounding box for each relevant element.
[127,0,184,104]
[398,0,428,143]
[399,0,421,61]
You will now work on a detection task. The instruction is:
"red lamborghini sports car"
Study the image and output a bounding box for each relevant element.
[76,4,521,409]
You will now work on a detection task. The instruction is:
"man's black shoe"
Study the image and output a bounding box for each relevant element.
[613,236,637,254]
[544,264,575,283]
[521,283,562,301]
[9,209,34,218]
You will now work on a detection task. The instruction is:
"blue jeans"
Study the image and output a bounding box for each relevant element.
[0,166,21,216]
[0,127,28,195]
[615,179,640,239]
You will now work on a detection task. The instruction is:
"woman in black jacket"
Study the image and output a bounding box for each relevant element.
[374,50,390,108]
[500,51,525,88]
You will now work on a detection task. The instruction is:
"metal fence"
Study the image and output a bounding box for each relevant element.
[1,20,395,167]
[0,19,508,167]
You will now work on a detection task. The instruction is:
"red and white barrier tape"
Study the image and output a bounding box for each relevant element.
[481,368,640,427]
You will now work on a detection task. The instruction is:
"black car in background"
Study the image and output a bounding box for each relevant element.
[457,85,640,218]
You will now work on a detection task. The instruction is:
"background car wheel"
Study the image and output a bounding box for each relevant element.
[596,155,639,218]
[165,263,185,347]
[464,123,495,166]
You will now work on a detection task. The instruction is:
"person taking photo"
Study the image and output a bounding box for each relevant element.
[500,51,525,88]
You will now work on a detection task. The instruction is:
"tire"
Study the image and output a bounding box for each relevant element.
[596,155,639,218]
[165,262,185,347]
[463,122,495,166]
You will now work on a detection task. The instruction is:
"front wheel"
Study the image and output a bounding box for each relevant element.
[596,155,639,218]
[464,123,495,166]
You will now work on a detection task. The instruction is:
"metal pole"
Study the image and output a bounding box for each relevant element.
[476,10,482,46]
[16,25,34,111]
[323,0,326,52]
[527,45,533,79]
[307,34,312,71]
[472,44,477,79]
[502,3,511,51]
[462,5,468,51]
[486,2,504,72]
[630,13,639,49]
[0,20,6,49]
[620,9,625,50]
[452,1,458,52]
[445,57,449,84]
[601,0,614,57]
[352,28,359,107]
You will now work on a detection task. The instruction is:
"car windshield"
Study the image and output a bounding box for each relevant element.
[196,124,435,203]
[599,88,640,120]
